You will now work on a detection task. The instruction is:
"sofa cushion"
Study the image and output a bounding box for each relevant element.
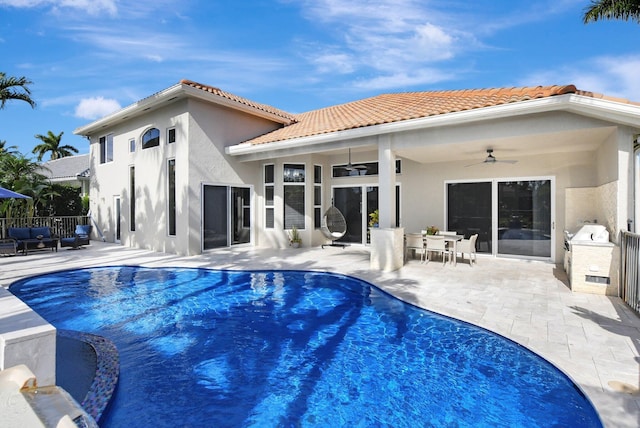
[8,227,30,240]
[30,227,51,239]
[75,225,92,237]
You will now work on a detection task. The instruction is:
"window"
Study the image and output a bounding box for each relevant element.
[129,138,135,153]
[99,134,113,164]
[284,163,305,229]
[168,159,176,236]
[264,164,274,229]
[167,127,176,144]
[142,128,160,149]
[314,165,322,229]
[332,159,402,177]
[130,166,135,231]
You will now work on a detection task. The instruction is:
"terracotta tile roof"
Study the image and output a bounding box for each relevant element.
[180,79,297,123]
[243,84,632,146]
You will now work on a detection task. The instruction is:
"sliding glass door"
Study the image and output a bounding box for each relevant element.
[497,180,551,258]
[333,185,400,245]
[447,178,553,260]
[203,185,252,250]
[334,187,363,244]
[447,182,492,253]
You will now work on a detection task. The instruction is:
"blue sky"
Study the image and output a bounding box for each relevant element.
[1,0,639,158]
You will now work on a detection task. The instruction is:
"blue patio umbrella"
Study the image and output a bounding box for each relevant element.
[0,186,31,199]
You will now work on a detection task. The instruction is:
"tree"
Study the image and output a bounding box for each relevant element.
[32,130,78,161]
[0,153,44,188]
[0,140,18,155]
[0,72,36,109]
[583,0,640,23]
[0,153,49,218]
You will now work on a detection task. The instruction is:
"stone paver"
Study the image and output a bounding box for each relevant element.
[1,242,639,427]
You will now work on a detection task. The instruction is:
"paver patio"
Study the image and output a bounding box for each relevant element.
[1,242,639,427]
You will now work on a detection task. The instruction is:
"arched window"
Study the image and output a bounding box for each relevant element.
[141,128,160,149]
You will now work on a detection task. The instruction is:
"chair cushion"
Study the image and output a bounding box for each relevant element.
[75,224,92,236]
[8,228,30,240]
[30,227,51,239]
[60,237,76,244]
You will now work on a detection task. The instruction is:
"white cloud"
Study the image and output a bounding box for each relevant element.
[294,0,476,86]
[0,0,117,15]
[309,51,356,74]
[64,25,187,63]
[74,96,121,120]
[521,54,640,103]
[353,68,454,91]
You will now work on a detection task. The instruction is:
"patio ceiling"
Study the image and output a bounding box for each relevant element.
[394,126,616,164]
[230,123,617,165]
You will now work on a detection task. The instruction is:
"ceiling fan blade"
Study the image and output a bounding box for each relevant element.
[467,149,518,167]
[464,161,485,167]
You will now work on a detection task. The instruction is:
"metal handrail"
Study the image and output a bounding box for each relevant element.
[0,216,90,239]
[620,230,640,314]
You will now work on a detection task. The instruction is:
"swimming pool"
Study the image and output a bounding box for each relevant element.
[10,266,602,427]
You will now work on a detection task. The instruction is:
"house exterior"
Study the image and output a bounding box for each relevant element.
[40,154,90,195]
[75,80,640,271]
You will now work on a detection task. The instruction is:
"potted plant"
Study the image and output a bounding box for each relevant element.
[425,225,439,235]
[368,209,379,228]
[289,226,302,248]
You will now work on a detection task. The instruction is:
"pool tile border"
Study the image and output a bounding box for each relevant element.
[58,329,119,422]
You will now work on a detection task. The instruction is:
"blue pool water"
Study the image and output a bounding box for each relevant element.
[10,267,602,427]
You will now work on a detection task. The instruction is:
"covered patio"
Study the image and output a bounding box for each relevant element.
[1,242,639,427]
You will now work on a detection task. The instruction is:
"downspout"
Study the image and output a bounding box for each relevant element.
[633,135,640,233]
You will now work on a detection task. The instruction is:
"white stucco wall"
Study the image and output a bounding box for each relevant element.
[89,98,283,256]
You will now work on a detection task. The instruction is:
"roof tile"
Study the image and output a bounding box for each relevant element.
[243,85,592,145]
[180,79,297,123]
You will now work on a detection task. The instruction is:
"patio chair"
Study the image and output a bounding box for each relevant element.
[60,224,92,249]
[0,238,17,256]
[405,233,426,262]
[457,234,478,265]
[425,235,451,265]
[321,204,347,249]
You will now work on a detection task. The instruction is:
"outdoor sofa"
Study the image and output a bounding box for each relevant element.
[7,226,58,255]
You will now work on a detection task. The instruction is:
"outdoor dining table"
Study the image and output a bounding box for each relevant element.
[438,234,464,266]
[405,233,464,265]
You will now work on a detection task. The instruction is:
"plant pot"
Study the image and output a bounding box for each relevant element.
[291,242,300,248]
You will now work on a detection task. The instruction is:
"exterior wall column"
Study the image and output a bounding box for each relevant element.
[377,135,396,228]
[370,135,404,272]
[618,128,635,236]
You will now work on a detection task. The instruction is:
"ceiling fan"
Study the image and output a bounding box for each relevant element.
[465,149,517,167]
[342,148,367,172]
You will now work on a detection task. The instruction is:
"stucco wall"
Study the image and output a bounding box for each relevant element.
[185,99,282,254]
[90,100,189,252]
[90,98,283,256]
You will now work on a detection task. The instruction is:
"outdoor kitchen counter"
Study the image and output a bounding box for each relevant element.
[566,240,619,295]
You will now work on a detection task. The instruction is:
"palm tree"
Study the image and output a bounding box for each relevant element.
[583,0,640,23]
[0,72,36,109]
[0,140,18,155]
[0,153,46,188]
[0,153,48,218]
[32,130,78,161]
